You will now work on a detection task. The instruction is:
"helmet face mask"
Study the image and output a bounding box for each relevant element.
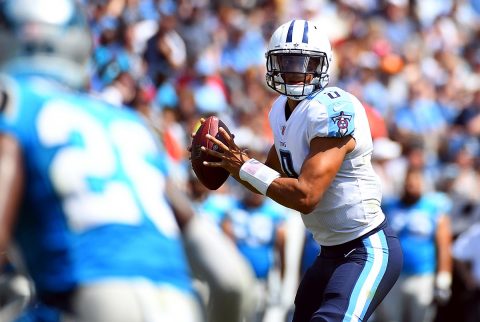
[266,49,329,100]
[265,20,332,100]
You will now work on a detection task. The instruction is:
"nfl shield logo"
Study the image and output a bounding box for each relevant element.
[281,125,286,136]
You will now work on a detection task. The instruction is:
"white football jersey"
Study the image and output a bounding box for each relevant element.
[269,86,385,246]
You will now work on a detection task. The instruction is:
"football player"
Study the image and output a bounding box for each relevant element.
[201,19,403,322]
[222,189,287,322]
[0,1,253,322]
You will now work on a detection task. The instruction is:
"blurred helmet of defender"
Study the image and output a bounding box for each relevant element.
[0,0,92,88]
[265,19,332,100]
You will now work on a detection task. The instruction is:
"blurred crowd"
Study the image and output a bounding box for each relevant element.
[81,0,480,220]
[2,0,480,321]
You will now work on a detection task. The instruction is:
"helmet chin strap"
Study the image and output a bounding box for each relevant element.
[288,96,304,101]
[285,75,330,100]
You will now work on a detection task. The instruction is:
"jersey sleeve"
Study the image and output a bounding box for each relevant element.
[307,88,356,142]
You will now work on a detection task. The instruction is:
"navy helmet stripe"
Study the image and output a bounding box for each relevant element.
[286,20,295,43]
[302,21,309,43]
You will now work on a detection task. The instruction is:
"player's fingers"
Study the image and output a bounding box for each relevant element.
[202,160,223,167]
[200,146,223,158]
[205,134,229,152]
[218,127,233,143]
[219,128,243,151]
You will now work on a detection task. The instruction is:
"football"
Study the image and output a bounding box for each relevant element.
[190,116,231,190]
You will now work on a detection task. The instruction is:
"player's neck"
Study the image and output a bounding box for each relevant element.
[287,98,301,109]
[285,99,301,120]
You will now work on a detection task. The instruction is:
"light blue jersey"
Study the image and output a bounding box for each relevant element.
[226,199,286,279]
[383,193,450,275]
[194,193,236,228]
[0,74,193,295]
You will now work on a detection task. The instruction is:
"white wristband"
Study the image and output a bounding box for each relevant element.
[239,159,280,195]
[436,271,452,290]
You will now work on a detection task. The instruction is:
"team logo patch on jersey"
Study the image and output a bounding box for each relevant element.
[331,111,352,136]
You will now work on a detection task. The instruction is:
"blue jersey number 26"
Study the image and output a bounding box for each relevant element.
[36,99,179,236]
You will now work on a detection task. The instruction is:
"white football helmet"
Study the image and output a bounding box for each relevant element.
[266,19,332,100]
[0,0,93,88]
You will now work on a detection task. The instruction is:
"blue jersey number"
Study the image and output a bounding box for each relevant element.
[36,99,178,236]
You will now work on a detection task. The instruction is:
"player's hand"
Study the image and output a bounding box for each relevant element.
[201,127,248,177]
[433,272,452,305]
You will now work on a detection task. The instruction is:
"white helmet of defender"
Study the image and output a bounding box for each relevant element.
[265,19,332,100]
[0,0,93,89]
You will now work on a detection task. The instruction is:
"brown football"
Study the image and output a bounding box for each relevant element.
[190,116,231,190]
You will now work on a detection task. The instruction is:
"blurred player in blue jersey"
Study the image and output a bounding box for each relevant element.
[201,19,403,321]
[0,1,254,321]
[222,189,287,322]
[183,174,257,322]
[0,0,201,321]
[375,167,453,322]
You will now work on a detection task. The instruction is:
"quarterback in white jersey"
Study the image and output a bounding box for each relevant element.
[269,87,385,246]
[201,19,403,322]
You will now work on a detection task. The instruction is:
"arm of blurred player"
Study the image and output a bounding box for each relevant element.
[0,135,24,266]
[164,177,255,322]
[221,217,235,241]
[202,127,354,214]
[436,215,453,275]
[164,179,196,230]
[434,214,453,303]
[275,223,286,279]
